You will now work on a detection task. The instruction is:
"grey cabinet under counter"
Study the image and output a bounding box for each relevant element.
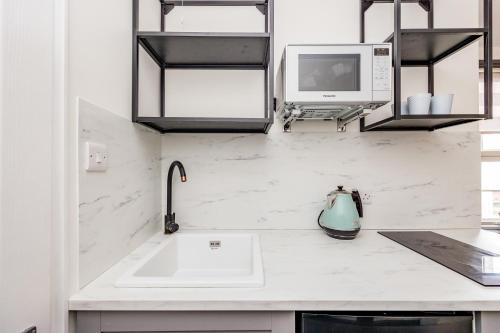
[75,311,294,333]
[74,311,500,333]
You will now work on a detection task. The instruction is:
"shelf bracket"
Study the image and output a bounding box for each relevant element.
[361,0,373,13]
[418,0,432,12]
[256,4,267,15]
[337,124,347,133]
[337,107,367,132]
[160,0,175,15]
[283,117,296,133]
[162,3,175,15]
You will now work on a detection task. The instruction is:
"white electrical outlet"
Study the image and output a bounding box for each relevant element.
[361,192,372,205]
[85,142,108,172]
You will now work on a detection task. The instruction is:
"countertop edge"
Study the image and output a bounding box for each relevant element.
[68,299,500,312]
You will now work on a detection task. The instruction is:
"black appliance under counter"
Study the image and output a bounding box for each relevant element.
[299,312,473,333]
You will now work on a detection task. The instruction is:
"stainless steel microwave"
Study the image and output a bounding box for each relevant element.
[275,44,392,131]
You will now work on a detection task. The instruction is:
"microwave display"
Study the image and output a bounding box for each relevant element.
[298,54,361,92]
[374,47,390,56]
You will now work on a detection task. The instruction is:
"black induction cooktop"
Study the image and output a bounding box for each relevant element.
[379,231,500,287]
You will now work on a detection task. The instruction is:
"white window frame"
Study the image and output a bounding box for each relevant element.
[480,155,500,226]
[480,70,500,227]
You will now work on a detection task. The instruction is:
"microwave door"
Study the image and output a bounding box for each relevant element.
[299,54,361,92]
[286,45,373,103]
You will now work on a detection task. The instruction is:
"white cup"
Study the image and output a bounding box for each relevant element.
[408,93,432,115]
[431,94,454,115]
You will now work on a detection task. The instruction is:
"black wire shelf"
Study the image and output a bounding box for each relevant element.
[138,32,271,69]
[135,117,272,133]
[362,114,489,131]
[384,29,485,66]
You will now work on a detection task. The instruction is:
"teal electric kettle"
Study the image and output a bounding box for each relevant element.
[317,186,363,240]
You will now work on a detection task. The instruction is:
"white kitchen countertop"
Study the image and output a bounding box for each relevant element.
[69,229,500,311]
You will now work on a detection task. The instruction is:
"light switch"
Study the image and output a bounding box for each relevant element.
[85,142,108,172]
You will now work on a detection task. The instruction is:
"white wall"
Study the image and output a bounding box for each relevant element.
[68,0,164,292]
[68,0,146,292]
[69,0,132,120]
[0,0,66,332]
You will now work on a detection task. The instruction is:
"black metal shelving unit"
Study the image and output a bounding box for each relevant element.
[360,0,493,131]
[132,0,274,133]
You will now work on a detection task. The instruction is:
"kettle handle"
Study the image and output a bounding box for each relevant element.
[351,190,363,218]
[317,210,326,229]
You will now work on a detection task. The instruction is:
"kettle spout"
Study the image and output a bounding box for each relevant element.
[326,193,337,209]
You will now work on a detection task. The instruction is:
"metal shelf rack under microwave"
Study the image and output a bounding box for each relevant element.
[277,102,387,132]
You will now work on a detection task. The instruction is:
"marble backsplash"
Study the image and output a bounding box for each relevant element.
[78,99,162,287]
[161,125,481,230]
[78,100,481,287]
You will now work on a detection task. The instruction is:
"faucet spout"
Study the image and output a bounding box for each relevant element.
[165,160,187,234]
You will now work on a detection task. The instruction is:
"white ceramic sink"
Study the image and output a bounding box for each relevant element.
[116,232,264,288]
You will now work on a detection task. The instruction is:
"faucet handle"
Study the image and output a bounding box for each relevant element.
[165,221,179,234]
[165,213,179,234]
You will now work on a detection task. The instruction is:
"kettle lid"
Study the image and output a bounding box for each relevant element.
[326,186,350,201]
[334,185,350,194]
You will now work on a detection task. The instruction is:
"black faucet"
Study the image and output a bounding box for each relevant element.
[165,160,187,234]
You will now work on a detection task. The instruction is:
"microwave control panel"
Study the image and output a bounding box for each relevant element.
[372,45,392,92]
